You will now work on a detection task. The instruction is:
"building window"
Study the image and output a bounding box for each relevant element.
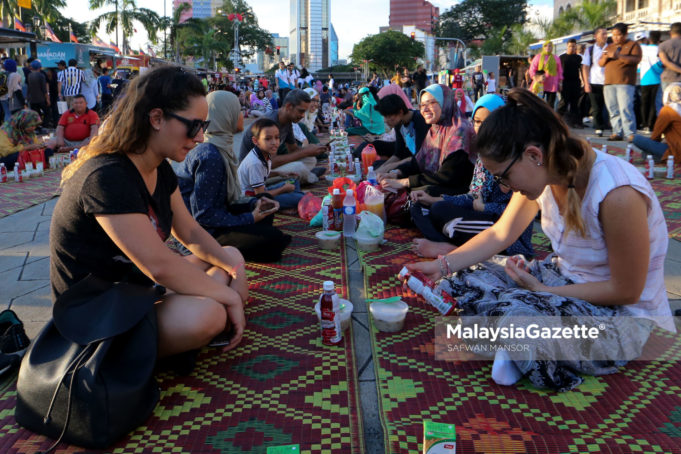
[625,0,636,11]
[638,0,648,8]
[559,6,564,15]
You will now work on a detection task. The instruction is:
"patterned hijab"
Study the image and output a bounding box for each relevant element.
[663,82,681,118]
[415,84,475,173]
[203,91,242,203]
[2,109,40,146]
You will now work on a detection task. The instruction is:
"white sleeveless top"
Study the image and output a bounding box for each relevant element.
[536,150,674,332]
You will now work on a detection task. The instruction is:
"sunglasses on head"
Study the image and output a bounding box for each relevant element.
[165,112,210,138]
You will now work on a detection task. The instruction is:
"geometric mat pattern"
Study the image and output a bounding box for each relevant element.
[0,169,62,218]
[0,213,363,453]
[360,225,681,454]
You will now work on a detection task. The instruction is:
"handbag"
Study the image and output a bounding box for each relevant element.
[383,188,411,226]
[15,275,161,450]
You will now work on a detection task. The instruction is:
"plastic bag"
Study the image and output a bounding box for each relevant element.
[310,194,331,227]
[298,192,322,222]
[357,211,384,239]
[327,177,356,197]
[363,185,386,223]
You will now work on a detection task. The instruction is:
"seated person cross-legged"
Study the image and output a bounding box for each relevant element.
[0,109,48,170]
[410,94,534,259]
[47,94,99,154]
[175,90,292,263]
[407,88,675,392]
[632,82,681,163]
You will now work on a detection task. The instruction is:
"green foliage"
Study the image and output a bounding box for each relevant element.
[508,24,536,56]
[316,63,355,74]
[350,30,424,78]
[437,0,528,43]
[574,0,616,30]
[88,0,161,48]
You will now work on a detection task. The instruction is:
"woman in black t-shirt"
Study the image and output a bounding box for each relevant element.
[51,66,247,357]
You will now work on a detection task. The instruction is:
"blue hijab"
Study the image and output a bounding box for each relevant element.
[472,94,505,120]
[3,59,17,73]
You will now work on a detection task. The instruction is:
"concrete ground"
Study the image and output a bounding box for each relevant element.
[1,125,680,453]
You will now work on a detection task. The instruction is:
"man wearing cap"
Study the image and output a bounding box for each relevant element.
[659,22,681,94]
[26,60,49,126]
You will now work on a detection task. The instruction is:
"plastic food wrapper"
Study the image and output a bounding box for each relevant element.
[398,267,457,315]
[356,211,384,239]
[267,445,300,453]
[298,192,322,222]
[310,194,331,227]
[423,421,456,453]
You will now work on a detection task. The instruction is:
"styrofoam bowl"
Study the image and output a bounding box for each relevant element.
[316,230,341,249]
[370,300,409,332]
[315,299,353,331]
[355,232,381,252]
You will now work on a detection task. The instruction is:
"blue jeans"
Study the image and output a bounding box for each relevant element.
[603,84,636,137]
[632,134,668,162]
[267,179,305,209]
[1,99,10,123]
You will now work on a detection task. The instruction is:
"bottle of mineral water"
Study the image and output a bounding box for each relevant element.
[342,189,356,238]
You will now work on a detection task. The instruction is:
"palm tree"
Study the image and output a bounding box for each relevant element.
[574,0,616,30]
[509,24,536,56]
[0,0,18,30]
[178,19,231,69]
[88,0,160,51]
[158,1,191,61]
[32,0,66,24]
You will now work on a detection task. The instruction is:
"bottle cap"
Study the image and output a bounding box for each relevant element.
[333,188,340,195]
[346,189,353,196]
[323,281,334,291]
[368,166,374,172]
[647,155,653,159]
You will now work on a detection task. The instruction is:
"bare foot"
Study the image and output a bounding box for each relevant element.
[412,238,456,258]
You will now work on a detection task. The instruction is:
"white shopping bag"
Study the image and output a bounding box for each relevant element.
[57,101,68,114]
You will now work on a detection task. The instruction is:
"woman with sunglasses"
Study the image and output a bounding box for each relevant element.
[50,66,247,366]
[407,88,674,392]
[408,94,534,259]
[380,84,476,197]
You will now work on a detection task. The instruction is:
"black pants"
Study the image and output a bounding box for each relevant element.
[588,84,608,130]
[278,88,291,105]
[211,199,292,263]
[29,102,49,126]
[410,200,498,245]
[557,83,582,125]
[640,84,659,130]
[473,84,484,102]
[100,93,114,116]
[544,91,557,109]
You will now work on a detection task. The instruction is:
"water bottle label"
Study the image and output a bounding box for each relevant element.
[344,206,355,215]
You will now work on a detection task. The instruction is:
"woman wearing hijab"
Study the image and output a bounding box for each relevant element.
[301,87,320,133]
[345,86,385,136]
[409,94,534,258]
[175,91,292,263]
[632,83,681,162]
[529,41,563,108]
[379,84,476,196]
[1,59,24,122]
[0,109,46,169]
[378,83,413,110]
[454,88,474,118]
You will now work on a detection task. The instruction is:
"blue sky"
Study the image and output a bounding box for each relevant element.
[64,0,554,59]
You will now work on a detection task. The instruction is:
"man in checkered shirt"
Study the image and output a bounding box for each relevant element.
[57,59,84,108]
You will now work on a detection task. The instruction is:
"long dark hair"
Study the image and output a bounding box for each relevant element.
[63,65,206,182]
[476,88,589,236]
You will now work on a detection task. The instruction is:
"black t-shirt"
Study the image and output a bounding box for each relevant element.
[49,153,177,300]
[412,70,428,91]
[394,110,431,160]
[560,53,583,85]
[472,71,484,86]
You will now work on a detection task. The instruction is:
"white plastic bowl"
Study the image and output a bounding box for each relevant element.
[315,299,353,331]
[316,230,341,249]
[370,300,409,332]
[355,232,381,252]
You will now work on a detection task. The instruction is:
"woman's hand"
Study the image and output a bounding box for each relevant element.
[380,177,408,190]
[410,190,441,207]
[222,303,246,352]
[504,257,546,292]
[252,197,279,222]
[406,260,442,282]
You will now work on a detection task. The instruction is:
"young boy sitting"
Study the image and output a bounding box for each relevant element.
[238,118,305,210]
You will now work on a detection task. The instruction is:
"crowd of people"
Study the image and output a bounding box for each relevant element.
[6,21,681,447]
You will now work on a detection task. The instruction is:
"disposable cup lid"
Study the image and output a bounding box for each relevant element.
[370,300,408,322]
[316,230,341,239]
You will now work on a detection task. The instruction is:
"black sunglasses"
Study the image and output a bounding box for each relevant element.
[165,112,210,138]
[493,152,522,189]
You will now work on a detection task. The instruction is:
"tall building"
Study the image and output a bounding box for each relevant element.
[289,0,332,71]
[330,23,338,67]
[173,0,222,22]
[617,0,681,25]
[389,0,439,34]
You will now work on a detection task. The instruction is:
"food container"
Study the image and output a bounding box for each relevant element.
[370,300,409,332]
[355,232,381,252]
[315,299,354,331]
[316,230,341,249]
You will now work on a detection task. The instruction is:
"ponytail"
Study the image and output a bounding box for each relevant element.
[476,88,589,237]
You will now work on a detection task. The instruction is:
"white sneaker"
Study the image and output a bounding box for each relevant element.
[595,129,603,137]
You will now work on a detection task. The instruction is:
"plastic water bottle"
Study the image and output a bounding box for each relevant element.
[601,144,607,154]
[625,144,631,162]
[667,155,675,179]
[354,158,361,179]
[0,163,7,183]
[366,166,377,185]
[346,150,354,173]
[646,154,654,179]
[328,154,335,177]
[322,198,331,231]
[14,165,22,183]
[342,189,356,238]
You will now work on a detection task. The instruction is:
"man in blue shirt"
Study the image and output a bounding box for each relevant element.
[98,67,113,114]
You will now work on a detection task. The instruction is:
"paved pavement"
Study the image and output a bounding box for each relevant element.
[1,125,680,452]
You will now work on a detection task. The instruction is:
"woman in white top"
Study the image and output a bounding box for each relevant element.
[408,88,674,392]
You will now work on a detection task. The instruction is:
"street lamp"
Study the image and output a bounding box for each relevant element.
[216,9,243,71]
